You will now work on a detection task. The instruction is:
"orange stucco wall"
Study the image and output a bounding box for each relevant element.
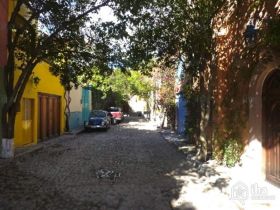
[212,0,279,142]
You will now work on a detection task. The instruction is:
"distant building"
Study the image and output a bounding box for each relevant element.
[128,95,146,115]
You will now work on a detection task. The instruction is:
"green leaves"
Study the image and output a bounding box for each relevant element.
[265,17,280,48]
[222,138,243,167]
[116,0,226,76]
[10,0,136,91]
[89,69,153,103]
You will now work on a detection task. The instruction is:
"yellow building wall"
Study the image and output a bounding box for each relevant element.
[8,1,65,147]
[8,0,29,18]
[14,62,65,147]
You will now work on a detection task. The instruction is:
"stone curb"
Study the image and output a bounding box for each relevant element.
[14,134,77,158]
[64,127,85,135]
[0,130,81,168]
[15,144,44,158]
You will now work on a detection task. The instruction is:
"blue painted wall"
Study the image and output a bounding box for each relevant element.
[175,60,187,135]
[69,112,83,131]
[69,87,91,131]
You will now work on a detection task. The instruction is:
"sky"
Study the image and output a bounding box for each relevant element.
[91,6,117,23]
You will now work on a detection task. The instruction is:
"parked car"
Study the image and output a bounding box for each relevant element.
[85,110,111,131]
[107,107,124,124]
[136,111,143,117]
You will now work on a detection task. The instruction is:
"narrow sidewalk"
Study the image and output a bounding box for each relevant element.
[160,129,280,210]
[0,128,84,166]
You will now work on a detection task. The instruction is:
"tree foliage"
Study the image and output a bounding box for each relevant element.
[117,0,225,158]
[89,69,153,105]
[1,0,147,139]
[265,17,280,48]
[153,64,176,130]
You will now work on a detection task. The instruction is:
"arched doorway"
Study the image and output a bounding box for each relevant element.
[263,69,280,187]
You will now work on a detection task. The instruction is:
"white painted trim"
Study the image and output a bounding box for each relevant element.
[1,138,14,158]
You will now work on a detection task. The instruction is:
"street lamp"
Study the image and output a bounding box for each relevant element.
[244,21,257,44]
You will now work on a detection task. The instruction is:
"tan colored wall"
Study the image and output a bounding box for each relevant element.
[69,86,82,112]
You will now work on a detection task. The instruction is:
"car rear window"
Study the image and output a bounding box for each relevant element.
[108,107,121,112]
[90,111,106,118]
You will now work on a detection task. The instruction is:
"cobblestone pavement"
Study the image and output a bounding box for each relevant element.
[1,117,278,210]
[0,118,187,210]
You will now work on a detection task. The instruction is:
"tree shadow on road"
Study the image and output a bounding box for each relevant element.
[0,117,233,210]
[120,117,233,210]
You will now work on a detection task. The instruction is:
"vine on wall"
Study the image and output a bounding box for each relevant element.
[184,0,279,166]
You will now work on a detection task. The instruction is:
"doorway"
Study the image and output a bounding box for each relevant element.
[263,69,280,186]
[38,94,61,141]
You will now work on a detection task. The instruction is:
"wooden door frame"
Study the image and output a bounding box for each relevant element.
[248,55,280,182]
[38,93,61,141]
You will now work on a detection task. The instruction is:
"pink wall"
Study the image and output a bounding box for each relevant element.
[0,0,8,68]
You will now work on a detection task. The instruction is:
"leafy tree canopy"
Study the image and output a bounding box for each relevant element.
[114,0,226,74]
[2,0,154,138]
[89,68,153,102]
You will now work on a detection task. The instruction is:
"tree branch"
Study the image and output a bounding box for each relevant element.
[6,58,38,109]
[39,0,111,53]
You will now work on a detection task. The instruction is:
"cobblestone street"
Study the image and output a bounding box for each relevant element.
[0,118,187,210]
[0,117,279,210]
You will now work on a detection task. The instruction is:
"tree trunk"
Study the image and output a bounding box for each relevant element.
[2,105,17,139]
[2,52,38,137]
[166,104,176,131]
[64,89,71,132]
[161,111,166,129]
[197,73,210,161]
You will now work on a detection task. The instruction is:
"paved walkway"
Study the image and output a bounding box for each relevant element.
[0,118,279,210]
[160,128,280,210]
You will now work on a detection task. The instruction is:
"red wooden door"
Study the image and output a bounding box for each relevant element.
[263,70,280,187]
[48,96,54,137]
[38,94,60,141]
[53,97,60,136]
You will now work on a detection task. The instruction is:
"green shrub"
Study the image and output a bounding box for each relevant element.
[265,18,280,48]
[222,139,243,167]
